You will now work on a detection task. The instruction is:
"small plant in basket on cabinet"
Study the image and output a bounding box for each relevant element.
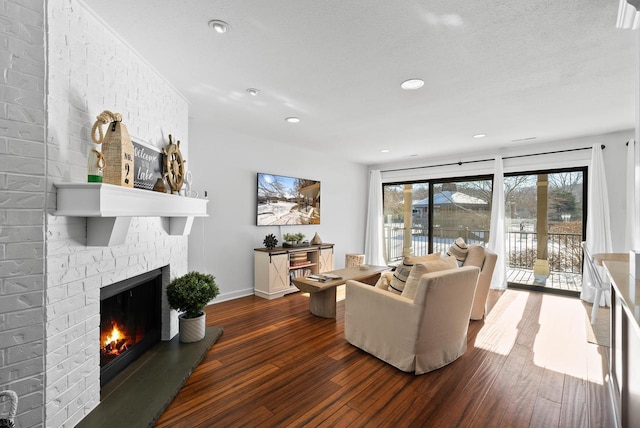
[283,232,306,247]
[166,271,219,343]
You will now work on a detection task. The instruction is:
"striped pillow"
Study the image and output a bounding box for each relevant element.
[447,237,468,265]
[388,253,441,294]
[401,255,458,300]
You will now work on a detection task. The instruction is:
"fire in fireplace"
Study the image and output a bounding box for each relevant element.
[100,269,162,386]
[101,321,129,364]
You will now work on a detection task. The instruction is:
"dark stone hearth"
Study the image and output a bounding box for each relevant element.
[77,326,223,428]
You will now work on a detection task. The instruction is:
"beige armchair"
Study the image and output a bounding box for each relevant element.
[345,266,480,374]
[463,245,497,320]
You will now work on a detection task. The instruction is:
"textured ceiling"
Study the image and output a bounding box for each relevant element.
[83,0,636,165]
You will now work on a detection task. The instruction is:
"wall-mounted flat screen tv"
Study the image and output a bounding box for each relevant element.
[257,173,320,226]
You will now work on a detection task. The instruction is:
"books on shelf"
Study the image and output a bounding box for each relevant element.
[290,261,310,267]
[290,253,307,262]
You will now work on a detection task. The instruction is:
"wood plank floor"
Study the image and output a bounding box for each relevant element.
[154,288,614,427]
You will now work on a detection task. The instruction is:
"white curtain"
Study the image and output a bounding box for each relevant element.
[582,144,613,304]
[364,170,387,266]
[488,156,507,289]
[625,140,636,251]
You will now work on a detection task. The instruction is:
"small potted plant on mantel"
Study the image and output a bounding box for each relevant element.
[166,271,219,343]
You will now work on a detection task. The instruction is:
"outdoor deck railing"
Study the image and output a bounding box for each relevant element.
[384,226,583,274]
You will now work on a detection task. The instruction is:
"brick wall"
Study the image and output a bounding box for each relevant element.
[0,1,189,426]
[0,0,46,426]
[44,2,190,426]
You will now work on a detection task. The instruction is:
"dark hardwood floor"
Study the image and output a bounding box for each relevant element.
[154,287,614,427]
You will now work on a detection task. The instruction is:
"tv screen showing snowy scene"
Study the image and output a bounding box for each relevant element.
[257,173,321,226]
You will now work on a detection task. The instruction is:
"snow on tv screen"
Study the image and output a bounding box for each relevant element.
[257,173,320,226]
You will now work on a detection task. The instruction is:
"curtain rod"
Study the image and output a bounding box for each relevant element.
[381,144,606,174]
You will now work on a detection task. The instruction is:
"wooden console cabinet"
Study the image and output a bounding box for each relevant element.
[254,244,334,299]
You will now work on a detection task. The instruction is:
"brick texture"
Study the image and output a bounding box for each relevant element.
[2,0,190,427]
[44,1,190,426]
[0,0,46,427]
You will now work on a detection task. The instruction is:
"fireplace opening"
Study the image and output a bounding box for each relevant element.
[100,269,162,386]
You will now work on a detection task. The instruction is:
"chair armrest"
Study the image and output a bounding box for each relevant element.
[470,250,497,320]
[345,280,422,353]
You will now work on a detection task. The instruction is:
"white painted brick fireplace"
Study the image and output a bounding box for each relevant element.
[1,1,191,427]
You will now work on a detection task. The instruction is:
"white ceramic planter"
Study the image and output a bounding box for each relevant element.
[179,312,206,343]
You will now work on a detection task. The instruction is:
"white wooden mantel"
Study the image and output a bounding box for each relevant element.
[54,182,209,246]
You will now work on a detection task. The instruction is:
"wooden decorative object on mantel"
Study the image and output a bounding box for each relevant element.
[153,177,167,193]
[163,134,186,194]
[91,110,134,188]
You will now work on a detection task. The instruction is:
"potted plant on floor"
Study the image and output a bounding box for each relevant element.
[166,271,219,343]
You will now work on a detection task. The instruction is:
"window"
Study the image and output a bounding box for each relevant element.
[505,168,585,294]
[383,176,492,262]
[383,182,429,261]
[382,167,585,294]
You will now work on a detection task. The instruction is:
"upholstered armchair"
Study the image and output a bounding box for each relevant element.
[463,245,497,320]
[375,245,497,320]
[345,266,480,374]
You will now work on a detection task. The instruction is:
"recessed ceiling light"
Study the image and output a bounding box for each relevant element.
[208,20,231,34]
[380,149,390,153]
[285,117,300,123]
[246,88,260,96]
[400,79,424,90]
[473,134,487,138]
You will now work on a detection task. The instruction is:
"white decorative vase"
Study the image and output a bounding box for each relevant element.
[179,312,206,343]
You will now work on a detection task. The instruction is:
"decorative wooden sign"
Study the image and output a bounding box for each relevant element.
[133,140,164,191]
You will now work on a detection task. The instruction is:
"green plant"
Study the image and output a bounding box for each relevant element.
[284,232,306,243]
[166,271,219,318]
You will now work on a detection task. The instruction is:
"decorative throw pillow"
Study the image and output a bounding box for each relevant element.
[463,245,485,269]
[401,255,458,300]
[447,237,468,266]
[388,252,441,294]
[375,272,394,291]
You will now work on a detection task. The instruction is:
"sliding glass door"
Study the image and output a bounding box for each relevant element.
[505,168,585,294]
[383,176,492,263]
[431,178,492,253]
[383,182,430,261]
[382,167,585,294]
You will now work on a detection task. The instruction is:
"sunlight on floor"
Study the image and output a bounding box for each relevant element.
[533,294,606,385]
[474,290,607,386]
[474,291,529,356]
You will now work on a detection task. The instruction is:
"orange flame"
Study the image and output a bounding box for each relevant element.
[104,325,122,347]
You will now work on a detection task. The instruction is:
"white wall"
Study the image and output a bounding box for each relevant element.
[186,128,632,302]
[372,130,634,252]
[187,121,369,301]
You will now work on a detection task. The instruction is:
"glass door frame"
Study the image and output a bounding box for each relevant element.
[382,166,587,296]
[382,174,493,260]
[503,166,588,296]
